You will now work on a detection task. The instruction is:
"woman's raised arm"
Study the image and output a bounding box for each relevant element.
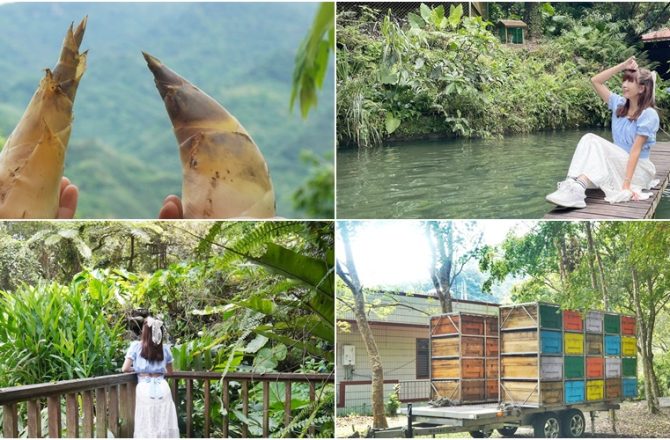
[591,56,637,103]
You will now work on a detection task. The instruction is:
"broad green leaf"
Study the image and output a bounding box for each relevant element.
[420,3,432,22]
[245,335,268,353]
[385,114,401,134]
[407,12,424,29]
[448,4,463,28]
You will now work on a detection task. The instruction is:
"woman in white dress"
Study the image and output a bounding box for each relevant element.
[122,317,180,438]
[546,56,659,208]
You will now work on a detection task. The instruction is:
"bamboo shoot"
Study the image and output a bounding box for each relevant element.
[143,52,275,219]
[0,18,87,218]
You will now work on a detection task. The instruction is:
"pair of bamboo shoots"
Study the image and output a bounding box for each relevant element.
[0,19,275,219]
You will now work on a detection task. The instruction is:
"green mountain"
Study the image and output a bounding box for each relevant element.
[0,2,334,218]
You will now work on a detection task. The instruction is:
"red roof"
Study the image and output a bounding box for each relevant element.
[642,28,670,42]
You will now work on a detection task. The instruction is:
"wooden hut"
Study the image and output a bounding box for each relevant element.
[496,19,528,44]
[642,28,670,81]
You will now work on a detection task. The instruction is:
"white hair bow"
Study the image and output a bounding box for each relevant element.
[146,317,164,345]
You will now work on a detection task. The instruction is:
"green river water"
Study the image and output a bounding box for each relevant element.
[337,129,670,219]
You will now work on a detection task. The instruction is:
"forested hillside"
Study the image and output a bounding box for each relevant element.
[0,3,334,218]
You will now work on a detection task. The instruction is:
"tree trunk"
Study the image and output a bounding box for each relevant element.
[585,222,609,310]
[426,222,453,313]
[129,235,135,271]
[524,2,543,41]
[337,226,388,429]
[632,269,659,413]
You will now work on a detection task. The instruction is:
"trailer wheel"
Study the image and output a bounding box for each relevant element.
[496,426,518,437]
[560,409,585,438]
[533,412,561,438]
[469,429,493,438]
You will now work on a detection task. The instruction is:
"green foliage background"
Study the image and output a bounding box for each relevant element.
[0,3,334,218]
[0,221,334,437]
[337,3,670,148]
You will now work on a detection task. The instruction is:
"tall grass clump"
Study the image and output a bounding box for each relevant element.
[0,277,126,387]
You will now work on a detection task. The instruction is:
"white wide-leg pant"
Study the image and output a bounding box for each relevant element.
[567,133,658,202]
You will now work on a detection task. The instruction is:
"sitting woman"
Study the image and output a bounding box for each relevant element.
[546,56,659,208]
[122,317,179,438]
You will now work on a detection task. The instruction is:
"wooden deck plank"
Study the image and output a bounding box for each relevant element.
[545,142,670,219]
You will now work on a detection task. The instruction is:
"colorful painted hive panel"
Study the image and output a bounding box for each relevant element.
[586,357,604,378]
[621,336,636,357]
[565,380,585,404]
[586,311,603,333]
[586,379,604,401]
[564,333,584,355]
[604,313,621,334]
[605,335,621,355]
[563,310,583,331]
[621,316,636,336]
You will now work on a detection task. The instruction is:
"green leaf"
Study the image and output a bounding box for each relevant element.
[448,4,463,28]
[407,12,424,29]
[385,113,401,134]
[244,335,268,353]
[419,3,432,22]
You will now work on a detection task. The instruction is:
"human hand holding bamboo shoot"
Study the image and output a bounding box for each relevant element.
[143,52,276,219]
[0,18,87,218]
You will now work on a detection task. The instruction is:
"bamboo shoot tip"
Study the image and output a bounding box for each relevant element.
[142,51,161,67]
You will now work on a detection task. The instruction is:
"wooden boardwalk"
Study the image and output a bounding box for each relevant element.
[544,142,670,220]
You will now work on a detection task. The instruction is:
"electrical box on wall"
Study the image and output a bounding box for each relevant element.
[343,345,356,366]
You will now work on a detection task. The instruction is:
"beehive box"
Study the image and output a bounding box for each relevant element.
[430,312,499,403]
[605,379,621,400]
[586,379,604,401]
[586,357,604,378]
[564,333,584,355]
[604,313,621,334]
[605,335,621,356]
[622,357,637,377]
[623,378,637,397]
[622,336,637,357]
[605,358,621,378]
[564,356,584,379]
[565,380,585,404]
[501,330,562,354]
[563,310,583,331]
[585,334,603,355]
[500,380,563,406]
[433,380,487,402]
[586,311,603,333]
[621,315,636,336]
[500,303,562,331]
[501,356,562,380]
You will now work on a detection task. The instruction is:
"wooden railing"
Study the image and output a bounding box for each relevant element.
[0,371,334,438]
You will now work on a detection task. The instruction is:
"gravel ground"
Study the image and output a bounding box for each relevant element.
[336,401,670,438]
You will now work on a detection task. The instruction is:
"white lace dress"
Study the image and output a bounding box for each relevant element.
[567,133,658,203]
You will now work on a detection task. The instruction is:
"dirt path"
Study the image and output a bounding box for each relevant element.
[336,401,670,438]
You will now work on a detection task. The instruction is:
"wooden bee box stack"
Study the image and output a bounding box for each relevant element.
[430,312,499,404]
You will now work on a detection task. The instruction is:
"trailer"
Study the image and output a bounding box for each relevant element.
[365,401,619,438]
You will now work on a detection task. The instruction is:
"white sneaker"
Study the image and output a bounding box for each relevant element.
[546,179,587,208]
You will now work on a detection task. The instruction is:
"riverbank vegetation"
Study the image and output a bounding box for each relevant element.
[0,221,334,438]
[337,3,670,148]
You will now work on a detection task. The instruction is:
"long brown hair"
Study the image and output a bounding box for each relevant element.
[140,322,164,363]
[616,68,656,120]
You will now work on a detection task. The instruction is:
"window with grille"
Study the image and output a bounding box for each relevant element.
[416,338,429,379]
